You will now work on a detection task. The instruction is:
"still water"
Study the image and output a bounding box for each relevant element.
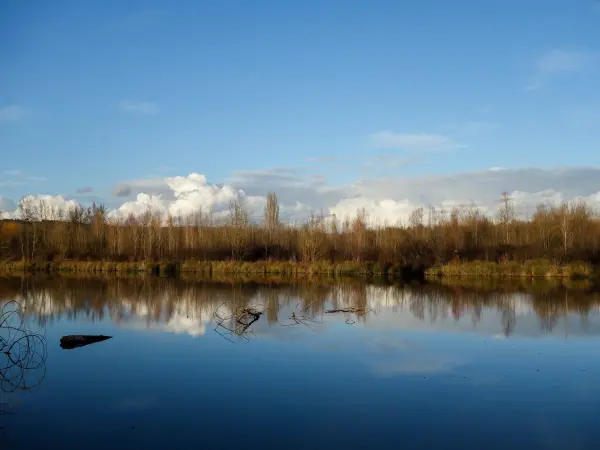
[2,275,600,450]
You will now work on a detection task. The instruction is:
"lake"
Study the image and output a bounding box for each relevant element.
[2,275,600,450]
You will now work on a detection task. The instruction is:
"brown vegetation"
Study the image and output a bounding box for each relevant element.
[1,194,600,274]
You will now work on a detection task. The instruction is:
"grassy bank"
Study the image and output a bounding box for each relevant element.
[0,259,417,278]
[3,258,598,281]
[425,259,597,280]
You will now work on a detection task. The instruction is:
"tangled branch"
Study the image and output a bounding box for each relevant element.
[0,300,48,396]
[213,303,264,343]
[277,302,322,330]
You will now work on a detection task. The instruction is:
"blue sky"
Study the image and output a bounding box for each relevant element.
[1,0,600,221]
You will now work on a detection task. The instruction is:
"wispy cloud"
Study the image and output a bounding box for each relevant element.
[308,157,339,163]
[525,49,590,91]
[368,131,465,152]
[0,105,26,122]
[119,100,160,115]
[112,184,133,197]
[0,171,44,187]
[75,186,93,194]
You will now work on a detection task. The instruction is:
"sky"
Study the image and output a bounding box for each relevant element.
[1,0,600,224]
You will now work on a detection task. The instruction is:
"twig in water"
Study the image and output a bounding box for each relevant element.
[1,300,47,421]
[212,302,264,343]
[277,302,322,330]
[324,307,365,314]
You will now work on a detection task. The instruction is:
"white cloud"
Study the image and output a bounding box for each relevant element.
[368,131,465,152]
[3,167,600,226]
[108,173,264,221]
[525,49,590,91]
[0,105,26,122]
[119,100,160,115]
[1,195,80,219]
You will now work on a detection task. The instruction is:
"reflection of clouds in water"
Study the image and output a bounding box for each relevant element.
[123,312,209,337]
[7,279,600,339]
[366,334,465,378]
[163,314,207,336]
[111,293,216,337]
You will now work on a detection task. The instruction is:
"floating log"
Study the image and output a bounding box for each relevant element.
[60,335,112,350]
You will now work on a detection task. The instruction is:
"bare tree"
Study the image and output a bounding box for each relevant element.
[264,192,280,231]
[497,192,514,245]
[228,198,249,260]
[263,192,280,259]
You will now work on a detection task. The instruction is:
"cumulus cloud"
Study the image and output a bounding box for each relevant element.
[368,131,464,152]
[3,167,600,225]
[228,166,600,225]
[119,100,159,115]
[108,173,264,221]
[0,105,26,122]
[1,195,81,219]
[525,49,591,91]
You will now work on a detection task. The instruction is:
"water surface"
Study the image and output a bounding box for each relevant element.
[2,276,600,449]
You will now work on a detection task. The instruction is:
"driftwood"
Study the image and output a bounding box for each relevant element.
[213,304,264,343]
[60,335,112,350]
[324,307,364,314]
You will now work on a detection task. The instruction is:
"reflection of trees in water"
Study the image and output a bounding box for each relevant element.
[3,275,600,337]
[0,300,47,421]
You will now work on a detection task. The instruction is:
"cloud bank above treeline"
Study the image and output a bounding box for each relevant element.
[2,167,600,225]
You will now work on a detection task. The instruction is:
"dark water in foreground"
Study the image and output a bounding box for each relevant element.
[2,276,600,450]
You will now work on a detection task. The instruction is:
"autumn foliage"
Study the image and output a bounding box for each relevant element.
[1,193,600,267]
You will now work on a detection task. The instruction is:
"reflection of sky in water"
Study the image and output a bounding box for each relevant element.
[2,278,600,449]
[6,279,600,340]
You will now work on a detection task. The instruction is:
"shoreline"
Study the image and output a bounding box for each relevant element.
[425,260,596,280]
[0,259,598,280]
[0,259,417,278]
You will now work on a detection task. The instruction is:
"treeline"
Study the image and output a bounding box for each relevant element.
[1,192,600,265]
